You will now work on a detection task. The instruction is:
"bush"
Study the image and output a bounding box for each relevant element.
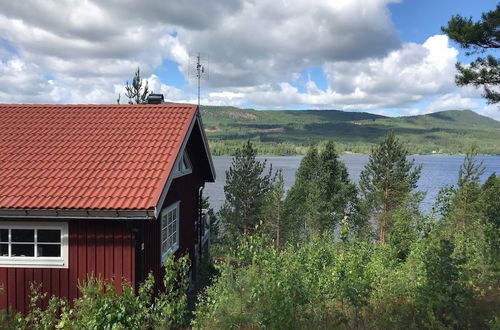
[9,255,190,330]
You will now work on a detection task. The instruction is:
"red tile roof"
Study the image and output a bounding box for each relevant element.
[0,104,198,210]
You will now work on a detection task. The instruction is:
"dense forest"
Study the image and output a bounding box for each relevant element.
[201,105,500,156]
[5,133,499,329]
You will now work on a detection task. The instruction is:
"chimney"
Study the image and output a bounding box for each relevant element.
[147,94,164,104]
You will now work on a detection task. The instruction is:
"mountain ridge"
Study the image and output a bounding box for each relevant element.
[199,106,500,155]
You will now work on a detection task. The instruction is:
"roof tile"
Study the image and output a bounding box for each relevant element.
[0,104,197,210]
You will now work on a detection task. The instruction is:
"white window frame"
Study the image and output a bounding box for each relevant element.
[0,221,69,268]
[172,151,192,179]
[160,201,180,263]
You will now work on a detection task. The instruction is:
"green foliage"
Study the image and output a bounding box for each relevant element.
[359,131,422,243]
[481,173,500,270]
[194,230,498,329]
[409,238,472,328]
[219,140,277,241]
[202,105,500,156]
[437,149,500,287]
[124,67,150,104]
[151,254,191,328]
[284,141,362,242]
[442,4,500,103]
[10,255,190,329]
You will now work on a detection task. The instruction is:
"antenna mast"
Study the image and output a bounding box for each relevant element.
[190,53,209,107]
[196,53,203,106]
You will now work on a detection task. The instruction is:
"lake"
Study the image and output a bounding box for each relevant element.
[204,155,500,213]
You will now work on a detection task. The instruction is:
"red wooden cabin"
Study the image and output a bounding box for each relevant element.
[0,99,215,313]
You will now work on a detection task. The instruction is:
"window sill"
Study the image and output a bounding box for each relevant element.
[0,257,68,268]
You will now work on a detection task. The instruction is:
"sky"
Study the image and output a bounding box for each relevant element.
[0,0,499,120]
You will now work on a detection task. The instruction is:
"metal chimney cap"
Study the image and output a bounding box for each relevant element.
[147,94,164,104]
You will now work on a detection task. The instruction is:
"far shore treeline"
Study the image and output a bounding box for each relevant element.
[201,105,500,156]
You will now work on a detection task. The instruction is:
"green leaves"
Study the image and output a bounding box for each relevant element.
[10,255,190,329]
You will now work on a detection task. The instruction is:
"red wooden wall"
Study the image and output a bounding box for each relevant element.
[139,170,201,291]
[0,219,135,314]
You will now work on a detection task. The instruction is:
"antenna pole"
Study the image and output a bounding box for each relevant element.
[196,53,202,107]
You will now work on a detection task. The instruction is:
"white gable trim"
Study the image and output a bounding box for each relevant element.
[196,110,216,181]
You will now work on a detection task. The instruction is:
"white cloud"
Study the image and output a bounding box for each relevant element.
[481,103,500,121]
[225,34,469,112]
[0,0,402,104]
[0,0,493,120]
[425,94,478,112]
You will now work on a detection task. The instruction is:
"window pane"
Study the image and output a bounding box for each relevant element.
[38,244,61,257]
[0,244,8,256]
[38,230,61,243]
[0,229,8,242]
[12,244,34,257]
[12,229,34,242]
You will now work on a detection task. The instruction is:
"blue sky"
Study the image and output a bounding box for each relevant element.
[0,0,498,119]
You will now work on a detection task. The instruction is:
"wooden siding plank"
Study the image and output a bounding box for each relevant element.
[96,221,105,280]
[24,268,33,314]
[60,267,69,304]
[113,222,123,292]
[6,269,15,311]
[42,269,51,309]
[51,269,60,298]
[0,268,7,310]
[104,222,114,283]
[123,227,133,286]
[77,220,87,296]
[68,221,79,301]
[86,220,96,279]
[15,269,24,313]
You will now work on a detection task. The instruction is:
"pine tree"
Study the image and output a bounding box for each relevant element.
[219,141,276,242]
[263,170,285,248]
[442,5,500,104]
[359,131,422,244]
[124,67,150,104]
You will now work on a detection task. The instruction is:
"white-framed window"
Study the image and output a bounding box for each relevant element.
[173,151,192,178]
[0,222,69,268]
[161,202,180,263]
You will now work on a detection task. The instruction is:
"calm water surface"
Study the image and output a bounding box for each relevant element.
[205,155,500,213]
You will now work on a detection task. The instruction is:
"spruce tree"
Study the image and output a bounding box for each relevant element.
[284,141,359,241]
[219,141,275,241]
[359,131,422,244]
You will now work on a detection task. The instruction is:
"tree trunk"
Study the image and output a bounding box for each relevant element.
[380,183,389,244]
[276,205,281,248]
[380,216,387,244]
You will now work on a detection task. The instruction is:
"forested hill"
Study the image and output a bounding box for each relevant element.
[200,106,500,155]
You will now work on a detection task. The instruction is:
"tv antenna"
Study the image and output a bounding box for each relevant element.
[189,53,209,106]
